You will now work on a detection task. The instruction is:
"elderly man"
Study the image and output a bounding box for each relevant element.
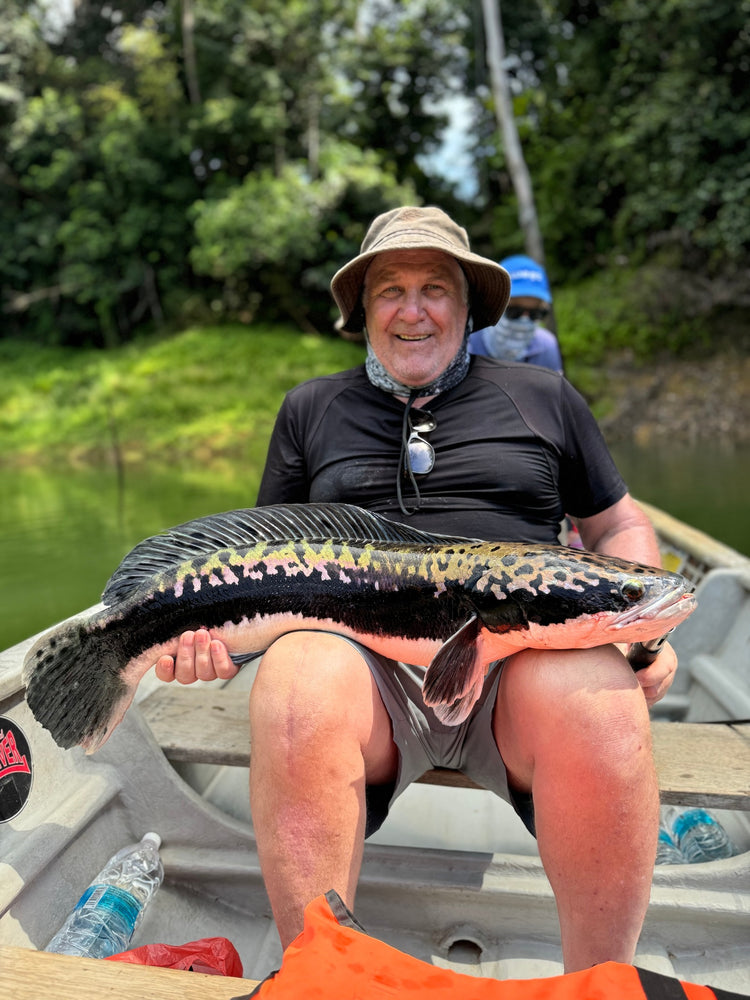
[157,206,677,973]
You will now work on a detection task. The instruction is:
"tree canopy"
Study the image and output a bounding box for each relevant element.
[2,0,748,347]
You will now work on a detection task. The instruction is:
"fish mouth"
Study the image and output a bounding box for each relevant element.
[610,589,696,630]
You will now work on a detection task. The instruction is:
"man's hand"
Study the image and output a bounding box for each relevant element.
[630,641,678,708]
[155,629,239,684]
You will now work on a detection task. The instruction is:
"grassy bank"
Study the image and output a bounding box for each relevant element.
[2,304,747,468]
[0,325,365,467]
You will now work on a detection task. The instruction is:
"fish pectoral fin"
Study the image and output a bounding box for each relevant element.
[430,674,485,726]
[422,615,485,718]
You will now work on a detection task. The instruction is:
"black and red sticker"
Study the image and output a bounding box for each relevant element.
[0,717,33,822]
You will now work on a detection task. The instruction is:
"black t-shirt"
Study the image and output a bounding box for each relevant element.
[256,356,627,543]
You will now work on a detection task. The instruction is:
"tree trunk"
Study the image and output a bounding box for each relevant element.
[481,0,545,265]
[182,0,202,105]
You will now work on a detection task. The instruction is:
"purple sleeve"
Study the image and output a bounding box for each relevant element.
[527,328,564,373]
[467,329,490,355]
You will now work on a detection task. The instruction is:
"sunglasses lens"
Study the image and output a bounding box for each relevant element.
[404,408,436,476]
[506,306,547,322]
[408,436,435,474]
[410,412,437,433]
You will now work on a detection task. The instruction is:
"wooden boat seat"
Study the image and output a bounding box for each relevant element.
[1,946,259,1000]
[139,687,750,811]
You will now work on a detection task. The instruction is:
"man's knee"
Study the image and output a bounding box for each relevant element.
[249,631,397,784]
[252,631,386,730]
[251,631,368,711]
[501,644,642,710]
[495,645,651,781]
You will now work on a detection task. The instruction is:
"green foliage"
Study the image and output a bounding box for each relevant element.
[1,12,201,345]
[189,142,416,326]
[1,0,464,345]
[2,0,748,355]
[554,259,719,401]
[0,325,364,465]
[334,0,470,180]
[520,0,750,276]
[192,166,321,276]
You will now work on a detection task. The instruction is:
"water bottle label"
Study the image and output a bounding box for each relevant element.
[75,884,140,933]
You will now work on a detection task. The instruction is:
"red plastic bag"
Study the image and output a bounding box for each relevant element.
[105,936,243,977]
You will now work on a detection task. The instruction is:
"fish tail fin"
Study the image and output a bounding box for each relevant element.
[23,618,130,752]
[422,615,486,725]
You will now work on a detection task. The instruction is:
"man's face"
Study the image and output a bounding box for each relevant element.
[362,249,469,389]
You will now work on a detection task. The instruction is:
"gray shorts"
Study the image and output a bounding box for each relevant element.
[336,637,536,839]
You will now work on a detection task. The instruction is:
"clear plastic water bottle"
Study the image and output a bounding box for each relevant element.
[670,808,737,864]
[45,832,164,958]
[655,824,684,865]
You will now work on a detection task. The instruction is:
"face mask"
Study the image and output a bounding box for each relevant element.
[485,315,536,361]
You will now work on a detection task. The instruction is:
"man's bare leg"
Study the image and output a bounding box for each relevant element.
[495,644,658,972]
[248,632,398,949]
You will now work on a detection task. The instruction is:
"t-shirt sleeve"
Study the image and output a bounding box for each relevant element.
[556,380,628,517]
[256,393,311,505]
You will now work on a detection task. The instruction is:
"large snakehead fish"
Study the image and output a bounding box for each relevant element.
[24,503,696,752]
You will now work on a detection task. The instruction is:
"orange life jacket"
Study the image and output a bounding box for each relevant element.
[240,891,746,1000]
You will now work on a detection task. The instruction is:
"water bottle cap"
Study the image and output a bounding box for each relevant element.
[142,832,162,849]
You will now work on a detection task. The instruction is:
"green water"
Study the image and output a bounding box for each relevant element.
[1,460,261,652]
[2,445,749,653]
[610,442,750,558]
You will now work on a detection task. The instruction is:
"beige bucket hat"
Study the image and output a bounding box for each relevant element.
[331,206,511,333]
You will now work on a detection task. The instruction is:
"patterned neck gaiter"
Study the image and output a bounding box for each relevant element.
[364,335,471,400]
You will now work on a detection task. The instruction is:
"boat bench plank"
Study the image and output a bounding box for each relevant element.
[139,687,750,811]
[0,946,258,1000]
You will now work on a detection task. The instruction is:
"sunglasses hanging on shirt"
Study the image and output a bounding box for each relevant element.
[397,398,437,515]
[406,409,437,474]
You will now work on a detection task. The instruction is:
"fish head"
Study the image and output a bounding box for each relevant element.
[469,544,696,649]
[603,571,696,639]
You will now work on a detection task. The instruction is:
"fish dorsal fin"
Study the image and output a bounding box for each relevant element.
[421,614,486,725]
[102,502,477,605]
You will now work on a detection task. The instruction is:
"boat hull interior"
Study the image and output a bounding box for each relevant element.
[1,558,749,990]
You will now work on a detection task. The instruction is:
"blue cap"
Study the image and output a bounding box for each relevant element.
[499,255,552,304]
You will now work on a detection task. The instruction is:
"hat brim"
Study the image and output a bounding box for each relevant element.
[331,243,511,333]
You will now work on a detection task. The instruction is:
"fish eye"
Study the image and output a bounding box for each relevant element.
[621,579,645,602]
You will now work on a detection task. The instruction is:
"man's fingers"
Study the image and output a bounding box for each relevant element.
[154,655,176,683]
[212,639,240,680]
[154,630,239,684]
